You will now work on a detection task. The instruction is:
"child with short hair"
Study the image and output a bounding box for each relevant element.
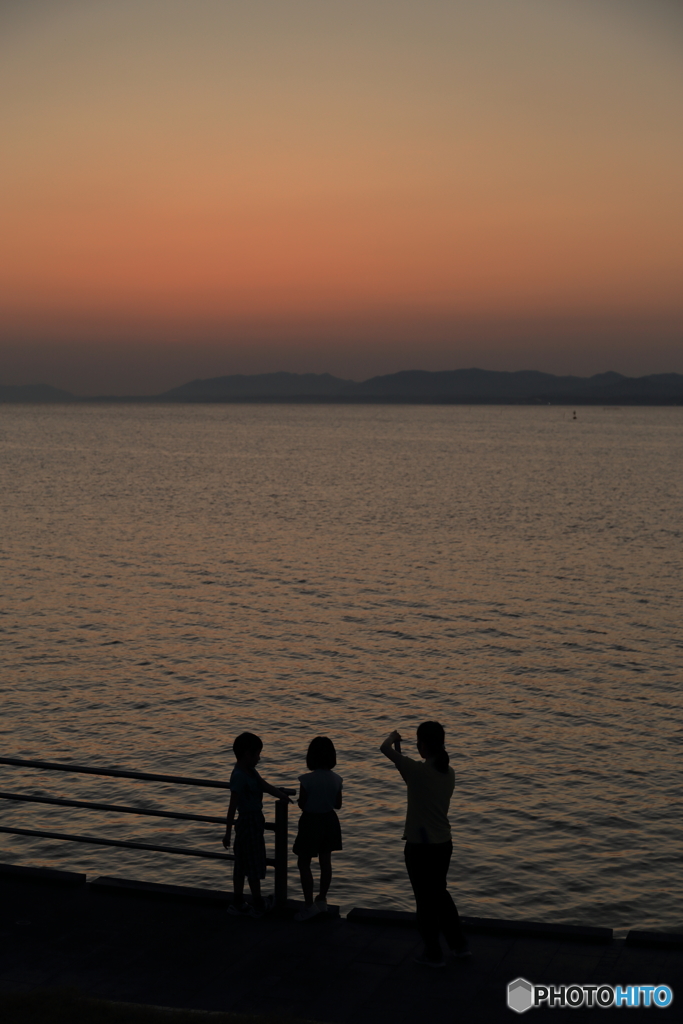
[223,731,291,917]
[293,736,343,922]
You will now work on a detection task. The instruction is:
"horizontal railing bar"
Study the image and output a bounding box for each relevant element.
[0,824,275,867]
[0,757,231,790]
[0,789,276,830]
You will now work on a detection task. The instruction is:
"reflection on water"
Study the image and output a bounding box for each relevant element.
[1,403,681,932]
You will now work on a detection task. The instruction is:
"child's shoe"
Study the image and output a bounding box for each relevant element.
[314,898,328,913]
[227,902,251,916]
[294,903,323,922]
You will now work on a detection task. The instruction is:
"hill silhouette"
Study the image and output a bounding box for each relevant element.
[159,369,683,404]
[2,370,682,404]
[163,371,354,400]
[0,384,75,402]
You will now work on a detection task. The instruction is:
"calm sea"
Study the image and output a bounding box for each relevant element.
[1,403,681,933]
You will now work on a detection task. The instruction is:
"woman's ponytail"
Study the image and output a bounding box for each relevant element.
[433,746,450,774]
[417,720,450,774]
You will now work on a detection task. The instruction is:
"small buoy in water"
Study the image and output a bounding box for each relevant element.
[572,410,577,420]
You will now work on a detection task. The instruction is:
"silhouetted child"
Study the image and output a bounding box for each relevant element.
[223,731,291,917]
[293,736,343,921]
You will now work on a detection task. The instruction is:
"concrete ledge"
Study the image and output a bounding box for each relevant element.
[0,861,86,886]
[626,930,683,950]
[89,877,340,920]
[0,868,678,1024]
[90,876,231,905]
[347,907,415,927]
[286,899,340,920]
[347,907,612,944]
[462,916,612,944]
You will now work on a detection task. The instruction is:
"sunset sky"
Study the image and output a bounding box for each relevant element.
[1,0,682,394]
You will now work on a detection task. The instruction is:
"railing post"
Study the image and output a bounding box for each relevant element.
[273,799,288,907]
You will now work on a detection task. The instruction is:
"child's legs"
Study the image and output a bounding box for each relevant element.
[247,875,263,909]
[233,863,246,904]
[234,817,267,907]
[298,855,314,905]
[317,849,332,901]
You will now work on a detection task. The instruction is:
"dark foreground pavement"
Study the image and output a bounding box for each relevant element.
[1,865,681,1023]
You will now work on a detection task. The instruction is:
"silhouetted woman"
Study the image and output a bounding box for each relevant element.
[380,721,470,967]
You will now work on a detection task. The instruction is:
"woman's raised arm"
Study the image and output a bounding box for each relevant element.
[380,729,402,764]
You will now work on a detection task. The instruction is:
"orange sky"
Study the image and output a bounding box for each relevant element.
[1,0,682,392]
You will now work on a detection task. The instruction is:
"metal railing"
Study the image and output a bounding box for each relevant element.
[0,756,292,905]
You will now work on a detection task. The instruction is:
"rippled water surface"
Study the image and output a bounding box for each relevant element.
[1,403,681,933]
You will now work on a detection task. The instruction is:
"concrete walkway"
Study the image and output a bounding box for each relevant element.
[0,864,681,1022]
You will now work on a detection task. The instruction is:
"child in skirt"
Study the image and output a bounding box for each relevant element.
[293,736,343,922]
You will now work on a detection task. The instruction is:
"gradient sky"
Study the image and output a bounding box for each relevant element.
[1,0,682,393]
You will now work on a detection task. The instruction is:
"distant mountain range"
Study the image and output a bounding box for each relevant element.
[0,383,75,402]
[2,370,683,404]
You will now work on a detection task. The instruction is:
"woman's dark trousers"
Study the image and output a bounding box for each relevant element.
[404,840,466,960]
